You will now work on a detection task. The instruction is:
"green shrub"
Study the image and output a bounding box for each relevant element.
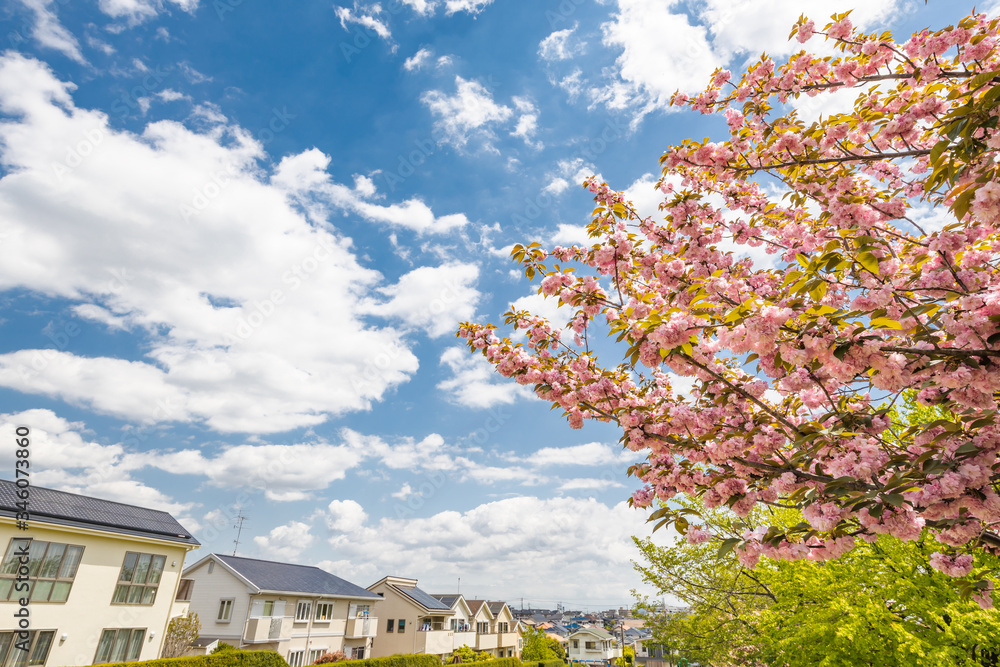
[536,660,564,667]
[93,649,288,667]
[339,655,442,667]
[469,658,520,667]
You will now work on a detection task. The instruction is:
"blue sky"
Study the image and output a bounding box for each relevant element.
[0,0,980,608]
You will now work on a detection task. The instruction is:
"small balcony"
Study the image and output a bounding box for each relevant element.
[476,633,498,651]
[244,617,290,643]
[498,632,518,649]
[346,616,378,638]
[416,629,454,655]
[454,631,477,649]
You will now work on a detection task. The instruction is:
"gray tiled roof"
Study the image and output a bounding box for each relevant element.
[487,601,506,615]
[0,479,198,545]
[400,585,452,611]
[216,554,380,598]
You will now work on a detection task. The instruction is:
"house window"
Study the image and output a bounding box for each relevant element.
[397,619,406,633]
[264,600,275,617]
[296,601,312,622]
[287,650,304,667]
[498,623,508,633]
[218,599,234,622]
[355,604,370,617]
[477,622,490,634]
[386,619,394,633]
[94,628,146,664]
[308,649,326,663]
[572,640,579,649]
[176,579,194,601]
[208,561,215,574]
[0,538,84,602]
[585,642,596,650]
[351,647,366,660]
[112,552,165,605]
[316,603,334,621]
[0,631,55,666]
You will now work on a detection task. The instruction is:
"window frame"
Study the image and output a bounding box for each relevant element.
[295,601,312,622]
[0,538,84,603]
[315,602,334,622]
[111,552,166,606]
[217,599,234,623]
[386,619,394,633]
[94,628,146,664]
[397,619,406,634]
[287,650,304,667]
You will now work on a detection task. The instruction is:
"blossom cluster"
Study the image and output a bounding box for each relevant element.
[460,12,1000,605]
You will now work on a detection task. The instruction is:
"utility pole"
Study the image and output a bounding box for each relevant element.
[232,510,248,556]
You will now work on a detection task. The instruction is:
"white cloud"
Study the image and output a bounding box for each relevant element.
[526,442,642,467]
[595,0,904,113]
[18,0,87,64]
[335,3,392,41]
[0,409,193,517]
[550,223,590,246]
[326,499,369,533]
[404,47,433,71]
[0,53,479,433]
[318,496,669,602]
[510,96,542,149]
[621,172,663,220]
[391,483,416,500]
[362,262,481,338]
[538,25,586,61]
[254,521,314,561]
[98,0,199,23]
[421,76,513,151]
[543,157,595,198]
[437,347,533,409]
[273,149,470,234]
[558,478,625,491]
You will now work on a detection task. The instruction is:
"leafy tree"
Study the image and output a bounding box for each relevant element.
[451,645,493,662]
[460,12,1000,598]
[545,636,566,661]
[614,645,634,667]
[521,626,559,661]
[161,612,200,659]
[633,497,1000,666]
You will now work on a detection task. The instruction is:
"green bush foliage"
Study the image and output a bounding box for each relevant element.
[94,649,288,667]
[338,655,442,667]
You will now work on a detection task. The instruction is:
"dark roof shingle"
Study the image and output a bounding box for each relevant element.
[0,480,198,545]
[216,554,380,598]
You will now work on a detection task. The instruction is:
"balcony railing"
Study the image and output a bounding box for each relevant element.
[346,616,378,638]
[416,629,454,655]
[476,633,498,651]
[244,617,290,643]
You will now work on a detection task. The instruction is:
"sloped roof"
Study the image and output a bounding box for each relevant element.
[214,554,380,598]
[400,585,452,611]
[487,601,508,615]
[0,479,198,545]
[570,627,614,640]
[434,594,461,607]
[467,600,490,617]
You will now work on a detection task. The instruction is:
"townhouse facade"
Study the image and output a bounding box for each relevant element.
[0,480,199,666]
[181,553,381,665]
[567,627,622,665]
[366,578,521,660]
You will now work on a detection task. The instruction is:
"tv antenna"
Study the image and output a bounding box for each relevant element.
[233,510,249,556]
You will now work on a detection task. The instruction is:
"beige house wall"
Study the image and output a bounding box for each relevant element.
[0,517,194,666]
[184,558,378,664]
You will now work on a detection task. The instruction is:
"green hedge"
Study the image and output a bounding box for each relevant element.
[471,659,520,667]
[90,649,288,667]
[520,660,564,667]
[339,655,442,667]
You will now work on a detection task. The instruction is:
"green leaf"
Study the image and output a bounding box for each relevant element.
[856,251,880,275]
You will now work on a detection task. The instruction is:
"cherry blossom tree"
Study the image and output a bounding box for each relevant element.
[459,12,1000,603]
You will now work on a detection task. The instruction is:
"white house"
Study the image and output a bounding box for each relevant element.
[567,627,622,665]
[181,554,381,665]
[0,480,199,666]
[366,576,455,659]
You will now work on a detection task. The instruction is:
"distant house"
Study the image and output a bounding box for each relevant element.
[182,554,381,665]
[0,480,199,666]
[367,576,456,659]
[567,627,622,665]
